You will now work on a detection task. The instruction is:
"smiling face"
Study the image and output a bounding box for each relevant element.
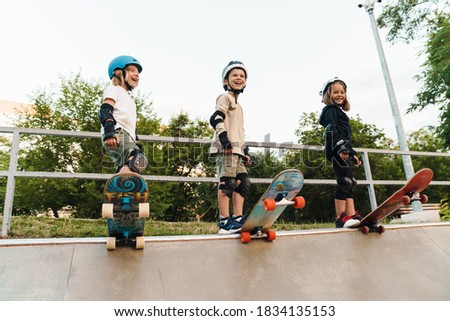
[330,82,346,106]
[224,68,247,92]
[124,64,140,89]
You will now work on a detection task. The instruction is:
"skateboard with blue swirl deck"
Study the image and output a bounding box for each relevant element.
[102,172,150,250]
[240,169,306,243]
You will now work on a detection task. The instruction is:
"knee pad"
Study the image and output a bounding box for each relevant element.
[337,177,354,193]
[347,178,357,198]
[336,177,356,199]
[126,149,148,174]
[235,173,250,198]
[219,177,236,198]
[351,177,357,190]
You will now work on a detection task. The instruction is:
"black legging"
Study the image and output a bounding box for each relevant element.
[326,144,356,200]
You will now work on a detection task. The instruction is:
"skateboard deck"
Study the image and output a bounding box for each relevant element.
[240,169,305,243]
[355,168,433,234]
[102,172,150,250]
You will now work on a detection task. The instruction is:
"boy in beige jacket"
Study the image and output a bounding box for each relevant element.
[209,61,253,234]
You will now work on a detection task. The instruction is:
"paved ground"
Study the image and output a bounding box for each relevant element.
[1,222,450,300]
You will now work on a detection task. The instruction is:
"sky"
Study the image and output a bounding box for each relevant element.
[0,0,441,145]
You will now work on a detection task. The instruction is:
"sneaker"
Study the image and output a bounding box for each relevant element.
[335,212,361,228]
[218,217,243,234]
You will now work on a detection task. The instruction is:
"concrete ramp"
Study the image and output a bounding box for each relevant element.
[1,223,450,300]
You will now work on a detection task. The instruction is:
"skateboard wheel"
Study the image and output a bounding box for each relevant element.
[377,225,385,234]
[106,237,116,250]
[136,236,145,249]
[419,194,428,204]
[240,232,251,243]
[401,195,411,205]
[264,199,276,211]
[361,226,369,234]
[293,196,306,209]
[102,203,114,219]
[138,202,150,218]
[266,229,276,241]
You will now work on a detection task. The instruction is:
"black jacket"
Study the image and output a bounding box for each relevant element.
[319,104,356,159]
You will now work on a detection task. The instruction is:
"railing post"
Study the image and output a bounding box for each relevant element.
[2,129,20,238]
[361,151,377,211]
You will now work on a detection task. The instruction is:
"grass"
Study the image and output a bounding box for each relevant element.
[0,215,334,239]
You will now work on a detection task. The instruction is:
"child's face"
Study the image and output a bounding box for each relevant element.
[125,65,140,89]
[330,83,346,106]
[224,68,246,92]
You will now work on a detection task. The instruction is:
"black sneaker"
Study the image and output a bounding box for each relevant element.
[218,217,243,234]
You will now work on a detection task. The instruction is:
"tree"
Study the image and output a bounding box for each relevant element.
[154,113,216,222]
[408,126,450,205]
[377,0,450,147]
[415,17,450,147]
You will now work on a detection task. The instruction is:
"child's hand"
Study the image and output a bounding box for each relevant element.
[242,154,255,167]
[339,152,349,161]
[353,155,362,167]
[104,135,120,148]
[244,155,251,166]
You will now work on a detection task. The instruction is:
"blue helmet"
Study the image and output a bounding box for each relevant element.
[108,55,143,79]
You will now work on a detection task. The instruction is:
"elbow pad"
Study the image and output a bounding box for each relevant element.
[209,110,226,129]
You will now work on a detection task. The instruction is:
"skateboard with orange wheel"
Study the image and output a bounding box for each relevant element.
[102,172,150,250]
[353,168,433,234]
[240,169,305,243]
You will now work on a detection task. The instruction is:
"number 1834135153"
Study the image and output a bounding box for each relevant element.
[255,305,336,317]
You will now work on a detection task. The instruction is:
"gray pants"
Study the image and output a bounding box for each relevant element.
[102,129,140,172]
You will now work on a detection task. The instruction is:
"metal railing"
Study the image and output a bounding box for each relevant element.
[1,126,450,237]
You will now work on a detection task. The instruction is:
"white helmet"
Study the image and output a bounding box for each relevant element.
[222,61,248,92]
[319,77,346,96]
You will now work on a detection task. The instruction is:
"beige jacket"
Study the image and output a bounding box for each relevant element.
[209,92,246,156]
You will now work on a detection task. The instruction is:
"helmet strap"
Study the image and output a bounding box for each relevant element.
[122,68,133,91]
[228,88,242,104]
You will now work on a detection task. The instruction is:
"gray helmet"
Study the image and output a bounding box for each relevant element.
[222,61,248,91]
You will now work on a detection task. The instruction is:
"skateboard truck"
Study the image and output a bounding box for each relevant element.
[264,196,305,211]
[241,227,277,243]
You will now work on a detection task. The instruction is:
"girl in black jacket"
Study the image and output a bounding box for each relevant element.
[319,78,362,227]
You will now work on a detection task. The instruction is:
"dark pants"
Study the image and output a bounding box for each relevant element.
[326,143,355,200]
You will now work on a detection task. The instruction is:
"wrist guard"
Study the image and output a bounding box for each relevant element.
[219,131,232,150]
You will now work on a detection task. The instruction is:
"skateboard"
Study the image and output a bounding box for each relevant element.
[354,168,433,234]
[240,169,306,243]
[101,172,150,250]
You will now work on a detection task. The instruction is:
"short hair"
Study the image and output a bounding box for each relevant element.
[322,80,351,111]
